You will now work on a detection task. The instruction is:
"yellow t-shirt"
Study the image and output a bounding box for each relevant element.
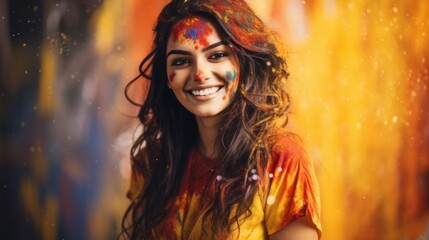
[151,134,322,239]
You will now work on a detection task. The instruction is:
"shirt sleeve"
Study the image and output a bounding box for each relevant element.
[262,134,322,237]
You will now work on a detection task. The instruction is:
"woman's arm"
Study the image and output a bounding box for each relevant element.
[269,215,319,240]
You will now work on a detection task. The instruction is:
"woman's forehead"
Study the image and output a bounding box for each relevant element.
[168,16,222,50]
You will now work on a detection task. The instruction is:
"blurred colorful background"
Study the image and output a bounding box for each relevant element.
[1,0,428,239]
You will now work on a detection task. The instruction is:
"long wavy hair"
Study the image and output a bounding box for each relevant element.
[121,0,290,238]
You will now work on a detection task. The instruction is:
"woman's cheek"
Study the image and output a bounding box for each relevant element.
[223,69,239,102]
[169,71,176,82]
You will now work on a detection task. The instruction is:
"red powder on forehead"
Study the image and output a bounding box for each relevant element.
[172,16,213,48]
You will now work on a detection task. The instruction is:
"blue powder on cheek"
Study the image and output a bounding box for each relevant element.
[225,69,237,82]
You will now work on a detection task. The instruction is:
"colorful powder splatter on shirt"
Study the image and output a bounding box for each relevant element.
[172,16,214,50]
[149,135,322,239]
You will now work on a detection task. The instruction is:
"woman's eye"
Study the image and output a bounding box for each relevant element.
[171,58,190,66]
[209,52,228,60]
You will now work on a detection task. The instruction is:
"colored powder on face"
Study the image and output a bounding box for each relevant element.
[195,71,205,80]
[225,69,237,82]
[172,17,213,49]
[227,85,237,103]
[169,72,176,82]
[224,69,239,102]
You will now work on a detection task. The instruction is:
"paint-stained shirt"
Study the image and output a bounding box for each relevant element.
[152,134,322,239]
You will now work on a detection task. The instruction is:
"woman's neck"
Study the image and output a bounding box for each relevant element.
[195,116,221,158]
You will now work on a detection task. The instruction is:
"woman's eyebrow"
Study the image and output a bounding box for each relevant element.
[202,41,226,52]
[167,41,226,57]
[167,50,191,58]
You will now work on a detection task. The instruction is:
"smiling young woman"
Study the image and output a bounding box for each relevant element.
[121,0,322,239]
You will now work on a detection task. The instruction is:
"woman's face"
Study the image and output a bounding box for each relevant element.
[166,16,240,118]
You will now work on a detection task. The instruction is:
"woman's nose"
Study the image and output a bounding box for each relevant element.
[194,71,208,81]
[194,59,209,81]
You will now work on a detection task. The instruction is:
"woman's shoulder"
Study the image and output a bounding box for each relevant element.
[268,132,308,158]
[264,131,314,175]
[263,132,322,238]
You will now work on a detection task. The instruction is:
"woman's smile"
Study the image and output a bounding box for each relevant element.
[189,85,222,97]
[186,84,226,103]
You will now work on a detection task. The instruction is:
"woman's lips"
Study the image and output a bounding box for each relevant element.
[190,86,220,96]
[187,86,224,101]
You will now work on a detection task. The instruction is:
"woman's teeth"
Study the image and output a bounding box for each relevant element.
[191,87,220,96]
